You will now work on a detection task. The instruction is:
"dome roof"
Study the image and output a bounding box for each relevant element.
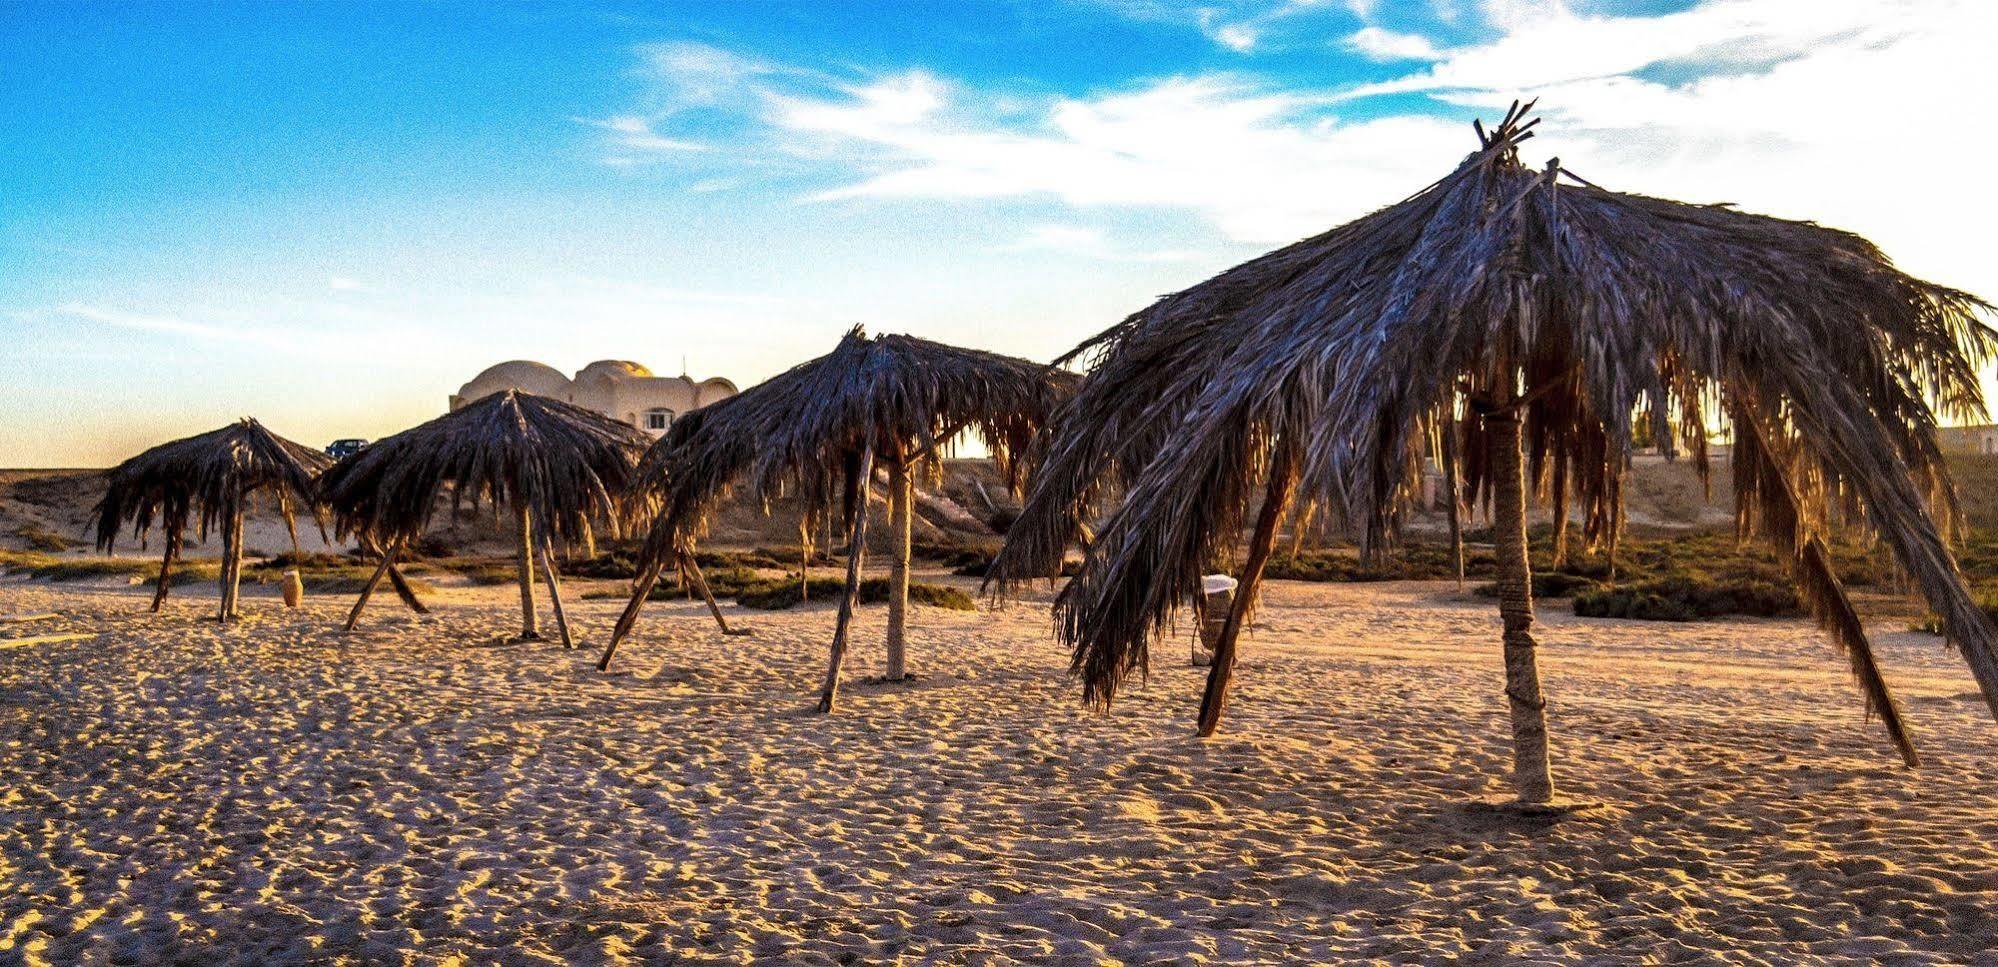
[577,359,655,381]
[458,360,572,402]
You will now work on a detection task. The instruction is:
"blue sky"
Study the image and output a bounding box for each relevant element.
[3,0,1993,466]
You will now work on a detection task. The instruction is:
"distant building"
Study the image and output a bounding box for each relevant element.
[1940,424,1998,456]
[451,360,738,436]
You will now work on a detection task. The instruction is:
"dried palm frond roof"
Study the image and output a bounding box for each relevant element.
[632,325,1077,566]
[316,389,651,550]
[93,418,329,552]
[1002,103,1998,725]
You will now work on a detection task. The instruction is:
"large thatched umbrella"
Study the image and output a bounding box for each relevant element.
[600,326,1075,712]
[318,389,649,645]
[93,418,328,622]
[992,104,1998,805]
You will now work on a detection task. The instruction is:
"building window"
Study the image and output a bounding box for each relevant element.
[644,408,676,431]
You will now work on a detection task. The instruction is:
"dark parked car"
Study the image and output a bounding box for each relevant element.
[326,438,369,459]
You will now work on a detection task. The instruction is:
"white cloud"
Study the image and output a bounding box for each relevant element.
[1342,26,1444,60]
[1340,0,1998,296]
[597,0,1998,299]
[1214,24,1261,50]
[576,114,710,157]
[995,224,1206,262]
[767,74,1462,242]
[328,275,365,292]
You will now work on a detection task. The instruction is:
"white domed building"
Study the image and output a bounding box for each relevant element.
[450,360,738,436]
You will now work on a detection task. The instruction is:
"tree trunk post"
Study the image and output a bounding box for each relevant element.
[151,526,181,613]
[599,558,664,671]
[344,543,399,632]
[885,453,912,681]
[817,443,875,713]
[539,536,573,650]
[515,503,539,640]
[1196,444,1297,737]
[1487,407,1556,803]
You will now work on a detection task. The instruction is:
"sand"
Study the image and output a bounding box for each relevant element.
[3,573,1997,964]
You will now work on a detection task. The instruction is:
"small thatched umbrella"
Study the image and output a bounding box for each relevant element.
[318,390,649,645]
[600,326,1075,712]
[993,104,1998,805]
[93,418,328,622]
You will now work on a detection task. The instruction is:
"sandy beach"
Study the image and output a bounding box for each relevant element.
[2,573,1995,964]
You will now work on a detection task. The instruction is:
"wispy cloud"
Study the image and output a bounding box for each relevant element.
[1342,26,1444,61]
[34,303,248,342]
[994,224,1206,262]
[593,0,1998,276]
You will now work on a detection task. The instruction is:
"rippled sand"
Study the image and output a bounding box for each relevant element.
[4,574,1997,964]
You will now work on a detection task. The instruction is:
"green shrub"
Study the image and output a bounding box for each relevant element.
[1573,576,1799,622]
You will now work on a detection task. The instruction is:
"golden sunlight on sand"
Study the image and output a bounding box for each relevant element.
[3,574,1996,963]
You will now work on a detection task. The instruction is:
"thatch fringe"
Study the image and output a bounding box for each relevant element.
[93,418,327,555]
[317,389,650,552]
[630,325,1076,570]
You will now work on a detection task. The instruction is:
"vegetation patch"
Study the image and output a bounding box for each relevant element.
[13,524,79,553]
[739,577,974,611]
[1573,577,1800,622]
[1473,571,1602,600]
[0,550,220,586]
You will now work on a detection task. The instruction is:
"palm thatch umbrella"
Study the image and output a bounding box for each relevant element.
[600,326,1075,712]
[992,103,1998,804]
[318,389,650,645]
[93,418,328,622]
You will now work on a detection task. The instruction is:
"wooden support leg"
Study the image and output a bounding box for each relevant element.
[800,517,812,603]
[817,444,875,714]
[218,501,245,623]
[515,505,540,641]
[1550,453,1571,569]
[151,528,181,613]
[885,456,912,681]
[539,539,573,650]
[386,565,430,614]
[1442,415,1465,590]
[599,559,664,671]
[344,545,398,632]
[1196,445,1298,737]
[681,552,737,635]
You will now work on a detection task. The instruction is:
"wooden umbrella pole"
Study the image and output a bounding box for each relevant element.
[150,527,181,613]
[1487,404,1556,804]
[816,442,875,714]
[344,542,400,632]
[599,558,664,671]
[799,517,812,603]
[515,503,540,640]
[219,498,245,623]
[1195,444,1298,737]
[539,535,573,650]
[1550,451,1571,568]
[680,551,735,635]
[884,451,912,681]
[386,564,430,615]
[1441,414,1465,590]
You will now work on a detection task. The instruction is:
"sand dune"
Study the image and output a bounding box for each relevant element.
[3,574,1997,963]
